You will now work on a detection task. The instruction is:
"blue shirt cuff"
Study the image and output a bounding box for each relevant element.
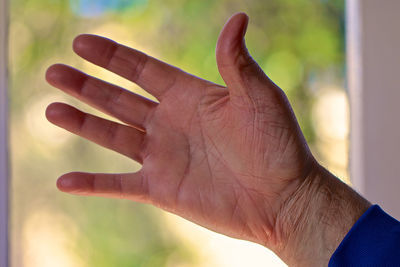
[329,205,400,266]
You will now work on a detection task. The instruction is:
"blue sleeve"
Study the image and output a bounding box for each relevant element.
[329,205,400,266]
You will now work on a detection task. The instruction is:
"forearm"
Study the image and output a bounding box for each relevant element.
[272,164,371,266]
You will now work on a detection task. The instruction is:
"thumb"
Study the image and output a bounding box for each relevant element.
[216,13,277,101]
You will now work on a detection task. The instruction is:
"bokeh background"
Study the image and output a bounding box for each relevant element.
[9,0,347,266]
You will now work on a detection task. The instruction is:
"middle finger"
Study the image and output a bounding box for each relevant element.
[46,64,157,130]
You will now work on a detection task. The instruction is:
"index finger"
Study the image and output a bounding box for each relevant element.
[73,34,194,100]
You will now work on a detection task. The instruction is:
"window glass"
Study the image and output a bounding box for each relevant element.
[9,0,346,266]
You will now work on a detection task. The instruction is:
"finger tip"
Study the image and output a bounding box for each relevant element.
[45,64,61,83]
[72,34,118,67]
[57,172,92,195]
[217,12,250,60]
[45,102,60,121]
[46,64,86,93]
[56,177,65,191]
[45,64,73,85]
[45,102,72,123]
[232,12,249,22]
[73,34,105,55]
[228,12,249,36]
[57,174,72,192]
[72,34,90,53]
[57,172,82,192]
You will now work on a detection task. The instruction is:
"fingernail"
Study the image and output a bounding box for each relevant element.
[57,177,73,190]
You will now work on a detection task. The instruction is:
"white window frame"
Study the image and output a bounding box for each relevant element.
[347,0,400,218]
[0,0,9,266]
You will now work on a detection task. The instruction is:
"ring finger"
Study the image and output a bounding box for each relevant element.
[46,102,146,163]
[46,64,157,131]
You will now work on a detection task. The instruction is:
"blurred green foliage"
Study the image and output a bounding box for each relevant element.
[9,0,344,266]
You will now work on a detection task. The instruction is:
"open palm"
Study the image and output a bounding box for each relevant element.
[46,13,316,247]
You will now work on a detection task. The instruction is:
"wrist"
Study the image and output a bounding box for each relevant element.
[271,163,371,266]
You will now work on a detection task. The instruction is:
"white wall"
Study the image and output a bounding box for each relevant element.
[348,0,400,219]
[0,0,9,266]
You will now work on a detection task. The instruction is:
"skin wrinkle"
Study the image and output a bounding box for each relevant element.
[103,120,119,150]
[198,186,210,228]
[139,144,156,202]
[274,132,292,166]
[160,89,189,130]
[199,87,230,115]
[179,84,199,131]
[78,109,89,134]
[77,71,92,99]
[254,88,287,113]
[197,116,223,228]
[273,176,311,253]
[201,116,273,241]
[127,51,148,85]
[110,121,140,161]
[138,170,151,202]
[155,69,179,100]
[138,128,150,161]
[110,48,134,76]
[174,134,190,207]
[248,192,275,241]
[142,105,156,132]
[126,127,144,162]
[105,84,129,119]
[245,199,271,244]
[85,79,111,106]
[171,89,206,210]
[229,188,240,226]
[273,166,360,266]
[104,41,119,70]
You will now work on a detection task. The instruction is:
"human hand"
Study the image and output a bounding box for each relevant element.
[46,13,370,266]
